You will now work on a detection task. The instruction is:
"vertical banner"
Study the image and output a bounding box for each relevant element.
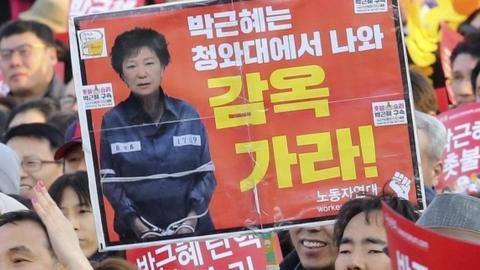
[383,202,480,269]
[437,102,480,193]
[70,0,423,250]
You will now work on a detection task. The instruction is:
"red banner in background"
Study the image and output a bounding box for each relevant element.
[382,202,480,269]
[437,102,480,193]
[126,233,282,270]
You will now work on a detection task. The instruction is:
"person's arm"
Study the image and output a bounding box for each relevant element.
[31,181,93,270]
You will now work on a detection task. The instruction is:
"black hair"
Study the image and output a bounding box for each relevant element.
[0,20,56,47]
[47,111,78,137]
[471,61,480,94]
[0,210,55,256]
[4,123,63,151]
[93,257,137,270]
[5,98,60,129]
[334,193,419,246]
[450,32,480,64]
[49,171,91,207]
[110,28,170,78]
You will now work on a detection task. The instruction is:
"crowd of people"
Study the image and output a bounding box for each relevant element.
[1,0,480,270]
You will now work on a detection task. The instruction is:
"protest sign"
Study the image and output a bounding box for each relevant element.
[382,201,480,269]
[126,233,281,270]
[69,0,423,249]
[437,102,480,193]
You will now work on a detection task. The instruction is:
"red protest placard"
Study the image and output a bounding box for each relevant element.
[437,102,480,193]
[125,234,281,270]
[70,0,423,249]
[382,201,480,269]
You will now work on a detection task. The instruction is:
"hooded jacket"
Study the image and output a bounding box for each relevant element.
[0,143,21,194]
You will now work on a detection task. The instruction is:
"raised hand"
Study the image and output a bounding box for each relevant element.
[389,172,411,200]
[31,181,93,270]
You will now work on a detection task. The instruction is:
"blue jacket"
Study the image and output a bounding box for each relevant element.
[100,91,216,239]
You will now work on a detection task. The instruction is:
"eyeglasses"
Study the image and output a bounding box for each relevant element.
[21,158,61,173]
[0,43,46,62]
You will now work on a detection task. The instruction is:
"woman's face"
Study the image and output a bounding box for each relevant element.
[59,187,98,258]
[121,46,164,96]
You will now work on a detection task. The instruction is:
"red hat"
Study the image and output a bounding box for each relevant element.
[54,120,82,160]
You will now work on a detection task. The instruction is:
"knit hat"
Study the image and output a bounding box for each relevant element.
[0,143,21,195]
[417,193,480,235]
[19,0,68,33]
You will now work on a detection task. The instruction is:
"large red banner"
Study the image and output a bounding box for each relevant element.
[383,202,480,269]
[125,233,282,270]
[70,0,423,249]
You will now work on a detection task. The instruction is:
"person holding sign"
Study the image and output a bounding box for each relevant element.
[99,28,216,241]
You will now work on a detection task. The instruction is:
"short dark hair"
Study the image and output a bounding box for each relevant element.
[410,69,438,114]
[110,28,170,77]
[0,210,55,256]
[93,257,137,270]
[450,32,480,64]
[49,171,91,207]
[4,123,63,152]
[5,98,60,129]
[0,20,56,47]
[334,193,419,246]
[471,61,480,94]
[47,111,77,137]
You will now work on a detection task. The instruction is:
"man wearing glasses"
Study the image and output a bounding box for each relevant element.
[0,20,64,103]
[4,123,63,199]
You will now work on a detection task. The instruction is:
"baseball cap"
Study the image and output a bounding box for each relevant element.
[417,193,480,234]
[54,120,82,160]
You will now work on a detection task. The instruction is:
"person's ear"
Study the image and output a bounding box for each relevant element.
[47,46,58,66]
[432,160,443,188]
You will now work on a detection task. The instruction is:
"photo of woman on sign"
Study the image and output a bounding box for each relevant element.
[99,28,216,241]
